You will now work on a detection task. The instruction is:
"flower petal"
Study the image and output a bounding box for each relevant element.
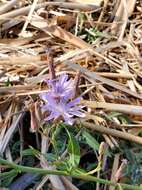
[69,110,85,117]
[39,92,49,102]
[67,97,81,107]
[59,74,68,86]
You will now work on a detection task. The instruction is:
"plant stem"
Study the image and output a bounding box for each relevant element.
[0,158,142,190]
[45,48,56,80]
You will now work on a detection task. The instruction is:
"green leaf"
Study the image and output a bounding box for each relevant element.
[1,169,18,187]
[56,160,70,171]
[117,184,123,190]
[83,130,99,151]
[5,78,11,87]
[107,112,122,119]
[22,147,40,157]
[44,153,57,162]
[51,124,66,155]
[68,133,80,168]
[66,129,80,168]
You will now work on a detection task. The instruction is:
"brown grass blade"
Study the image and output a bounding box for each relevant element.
[64,61,142,99]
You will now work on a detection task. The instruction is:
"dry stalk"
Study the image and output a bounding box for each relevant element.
[82,121,142,145]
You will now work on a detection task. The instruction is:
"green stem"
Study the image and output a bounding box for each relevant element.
[0,158,142,190]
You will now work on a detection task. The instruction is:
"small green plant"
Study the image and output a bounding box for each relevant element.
[85,27,105,43]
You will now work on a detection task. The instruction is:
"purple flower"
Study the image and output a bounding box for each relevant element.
[40,74,85,125]
[41,96,85,125]
[46,74,75,100]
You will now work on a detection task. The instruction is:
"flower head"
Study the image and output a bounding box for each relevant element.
[42,96,85,125]
[40,73,85,125]
[46,74,75,100]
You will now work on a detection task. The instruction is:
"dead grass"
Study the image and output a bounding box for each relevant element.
[0,0,142,189]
